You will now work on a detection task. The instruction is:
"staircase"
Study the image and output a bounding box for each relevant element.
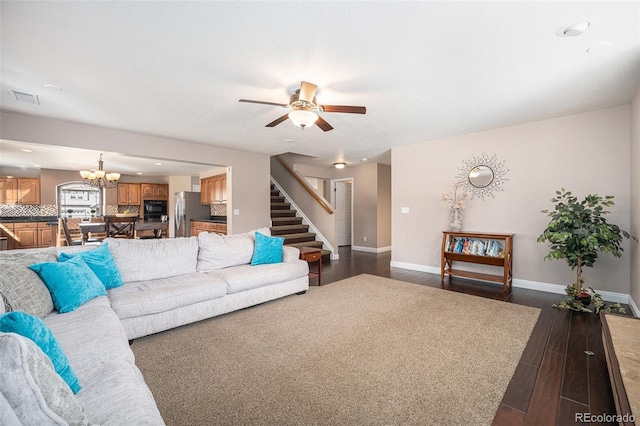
[269,184,331,259]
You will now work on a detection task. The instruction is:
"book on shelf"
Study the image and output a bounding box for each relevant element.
[446,237,505,258]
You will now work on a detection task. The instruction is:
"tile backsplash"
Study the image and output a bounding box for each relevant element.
[0,204,57,217]
[211,204,227,216]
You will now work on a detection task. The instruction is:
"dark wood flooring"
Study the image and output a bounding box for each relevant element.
[317,247,631,426]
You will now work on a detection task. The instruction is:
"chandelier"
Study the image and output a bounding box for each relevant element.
[79,154,120,189]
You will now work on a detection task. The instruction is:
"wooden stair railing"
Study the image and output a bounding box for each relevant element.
[274,155,334,215]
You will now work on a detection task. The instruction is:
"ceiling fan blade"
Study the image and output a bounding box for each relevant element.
[315,115,334,132]
[298,81,318,103]
[239,99,288,108]
[320,105,367,114]
[265,113,290,128]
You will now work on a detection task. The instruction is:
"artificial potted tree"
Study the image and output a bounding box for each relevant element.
[537,189,635,313]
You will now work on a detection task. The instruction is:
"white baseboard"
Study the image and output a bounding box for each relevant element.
[629,295,640,317]
[352,245,392,254]
[389,260,633,309]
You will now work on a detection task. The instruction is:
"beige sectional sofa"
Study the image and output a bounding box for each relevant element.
[0,229,309,425]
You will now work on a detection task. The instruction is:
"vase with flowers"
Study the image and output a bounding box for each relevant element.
[441,181,469,231]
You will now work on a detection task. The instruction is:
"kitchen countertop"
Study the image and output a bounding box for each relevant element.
[190,218,227,224]
[0,216,58,225]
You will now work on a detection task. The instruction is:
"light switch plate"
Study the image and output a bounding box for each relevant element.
[401,207,410,214]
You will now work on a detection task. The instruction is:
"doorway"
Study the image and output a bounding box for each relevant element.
[332,179,353,247]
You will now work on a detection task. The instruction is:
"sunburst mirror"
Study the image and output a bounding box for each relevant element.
[455,152,509,200]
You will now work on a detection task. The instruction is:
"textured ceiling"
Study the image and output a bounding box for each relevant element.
[1,1,639,175]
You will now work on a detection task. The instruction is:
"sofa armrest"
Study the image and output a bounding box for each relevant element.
[282,246,300,262]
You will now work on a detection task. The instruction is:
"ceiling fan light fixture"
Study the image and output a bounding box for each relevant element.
[289,110,318,129]
[334,162,346,169]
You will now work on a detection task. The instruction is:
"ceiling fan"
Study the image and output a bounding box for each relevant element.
[239,81,366,131]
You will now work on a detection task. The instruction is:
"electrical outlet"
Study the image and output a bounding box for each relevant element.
[363,236,367,242]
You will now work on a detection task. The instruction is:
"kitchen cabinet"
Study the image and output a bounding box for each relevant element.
[141,183,168,199]
[190,221,227,236]
[0,221,57,250]
[200,174,226,205]
[200,177,213,205]
[0,177,40,205]
[0,223,16,250]
[117,183,141,205]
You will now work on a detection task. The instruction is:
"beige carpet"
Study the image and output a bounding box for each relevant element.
[131,274,540,426]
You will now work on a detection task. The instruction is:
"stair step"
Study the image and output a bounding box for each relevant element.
[271,210,297,218]
[282,232,317,244]
[271,202,291,210]
[286,241,324,250]
[271,217,302,226]
[271,196,285,202]
[270,224,309,235]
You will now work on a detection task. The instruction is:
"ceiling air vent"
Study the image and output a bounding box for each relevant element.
[9,90,40,105]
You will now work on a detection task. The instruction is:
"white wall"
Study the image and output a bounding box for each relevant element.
[392,105,632,295]
[630,84,640,313]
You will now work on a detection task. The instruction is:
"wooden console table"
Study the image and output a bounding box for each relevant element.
[441,231,513,292]
[299,247,322,286]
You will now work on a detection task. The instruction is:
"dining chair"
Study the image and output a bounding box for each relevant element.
[60,218,83,246]
[105,216,136,238]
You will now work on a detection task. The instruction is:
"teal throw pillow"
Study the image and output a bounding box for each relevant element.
[251,232,285,266]
[58,243,123,289]
[29,256,106,313]
[0,311,81,394]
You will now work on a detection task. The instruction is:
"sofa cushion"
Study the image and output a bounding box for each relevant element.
[29,256,107,314]
[0,248,57,318]
[108,272,227,320]
[197,227,271,271]
[58,242,124,289]
[0,332,89,425]
[44,296,134,370]
[0,312,81,394]
[215,260,309,294]
[105,237,199,282]
[251,232,285,265]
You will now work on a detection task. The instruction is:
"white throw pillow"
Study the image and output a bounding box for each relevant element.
[196,228,271,271]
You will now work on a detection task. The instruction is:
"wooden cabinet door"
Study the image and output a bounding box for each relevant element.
[141,184,155,198]
[14,224,38,249]
[17,179,40,204]
[220,175,227,202]
[117,184,130,205]
[129,184,141,204]
[37,224,54,247]
[0,223,16,250]
[213,176,222,203]
[117,184,141,205]
[141,183,168,199]
[200,178,213,205]
[0,178,18,204]
[156,184,168,197]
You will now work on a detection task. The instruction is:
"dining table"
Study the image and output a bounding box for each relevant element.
[79,221,168,243]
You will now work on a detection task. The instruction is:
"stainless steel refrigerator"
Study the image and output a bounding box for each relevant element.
[174,191,210,237]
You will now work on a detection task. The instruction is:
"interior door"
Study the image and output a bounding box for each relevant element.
[335,180,352,246]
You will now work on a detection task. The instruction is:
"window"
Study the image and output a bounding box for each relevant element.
[57,182,104,219]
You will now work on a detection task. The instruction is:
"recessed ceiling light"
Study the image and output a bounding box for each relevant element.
[21,149,33,153]
[361,158,368,162]
[33,164,41,168]
[136,172,143,175]
[557,22,590,37]
[155,162,162,166]
[44,84,62,91]
[587,42,612,53]
[334,162,346,169]
[285,139,294,143]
